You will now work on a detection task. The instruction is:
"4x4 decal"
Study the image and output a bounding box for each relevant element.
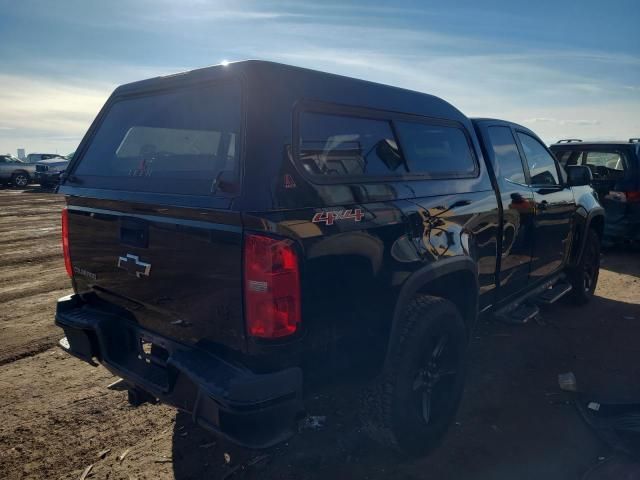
[312,209,364,226]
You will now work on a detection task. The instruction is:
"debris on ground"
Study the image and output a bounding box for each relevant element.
[588,402,601,412]
[300,415,327,431]
[154,456,173,464]
[199,441,216,449]
[558,372,578,392]
[117,448,132,462]
[223,452,232,464]
[576,399,640,455]
[221,454,271,480]
[107,378,126,390]
[79,463,93,480]
[246,454,271,468]
[97,448,111,459]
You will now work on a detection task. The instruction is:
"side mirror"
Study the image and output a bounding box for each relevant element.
[566,165,593,187]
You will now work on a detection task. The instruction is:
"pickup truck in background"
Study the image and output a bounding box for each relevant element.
[0,154,36,187]
[54,61,604,457]
[35,156,71,189]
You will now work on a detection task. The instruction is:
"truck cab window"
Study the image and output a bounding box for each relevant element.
[487,126,526,184]
[394,121,476,176]
[299,112,402,177]
[517,132,559,186]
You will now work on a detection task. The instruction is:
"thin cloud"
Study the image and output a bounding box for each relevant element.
[1,1,638,151]
[0,73,110,152]
[524,118,601,126]
[147,9,307,22]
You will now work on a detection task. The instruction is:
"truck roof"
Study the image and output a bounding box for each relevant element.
[471,117,541,138]
[112,60,469,125]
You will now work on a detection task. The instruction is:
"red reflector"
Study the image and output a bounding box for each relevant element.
[626,191,640,202]
[243,233,301,339]
[61,208,73,277]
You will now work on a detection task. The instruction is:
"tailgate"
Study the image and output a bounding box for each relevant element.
[60,74,247,352]
[67,199,245,351]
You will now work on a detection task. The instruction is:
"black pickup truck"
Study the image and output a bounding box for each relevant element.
[55,61,604,456]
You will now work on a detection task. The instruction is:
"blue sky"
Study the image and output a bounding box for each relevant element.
[0,0,638,154]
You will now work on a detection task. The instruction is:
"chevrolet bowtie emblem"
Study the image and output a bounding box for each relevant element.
[117,254,151,278]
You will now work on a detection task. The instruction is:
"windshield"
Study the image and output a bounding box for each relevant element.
[72,81,242,196]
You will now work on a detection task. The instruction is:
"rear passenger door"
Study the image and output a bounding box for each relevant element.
[516,132,574,281]
[482,125,535,300]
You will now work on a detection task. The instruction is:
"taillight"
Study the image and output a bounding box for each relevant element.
[243,233,301,339]
[606,191,640,203]
[61,208,73,277]
[626,191,640,203]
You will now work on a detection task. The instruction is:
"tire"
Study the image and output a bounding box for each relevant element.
[362,295,467,457]
[569,229,600,305]
[11,172,30,188]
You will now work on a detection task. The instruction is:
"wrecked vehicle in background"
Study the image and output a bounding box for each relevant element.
[54,61,604,456]
[35,156,71,189]
[551,139,640,246]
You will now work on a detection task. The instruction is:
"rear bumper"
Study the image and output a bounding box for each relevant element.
[55,294,303,448]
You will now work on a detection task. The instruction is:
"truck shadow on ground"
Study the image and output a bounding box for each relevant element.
[170,294,640,480]
[601,250,640,278]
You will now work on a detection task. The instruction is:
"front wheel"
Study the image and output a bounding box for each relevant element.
[569,229,600,305]
[11,172,30,188]
[362,295,467,457]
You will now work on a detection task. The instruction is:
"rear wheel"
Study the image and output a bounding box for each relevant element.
[569,229,600,305]
[362,295,467,457]
[11,172,29,188]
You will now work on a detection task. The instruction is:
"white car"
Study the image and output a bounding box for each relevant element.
[25,153,65,163]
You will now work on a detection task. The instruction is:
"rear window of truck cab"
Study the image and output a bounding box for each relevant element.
[71,81,241,196]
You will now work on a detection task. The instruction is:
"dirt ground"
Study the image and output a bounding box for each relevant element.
[1,186,639,480]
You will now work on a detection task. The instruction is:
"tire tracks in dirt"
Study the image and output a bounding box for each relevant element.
[0,190,68,367]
